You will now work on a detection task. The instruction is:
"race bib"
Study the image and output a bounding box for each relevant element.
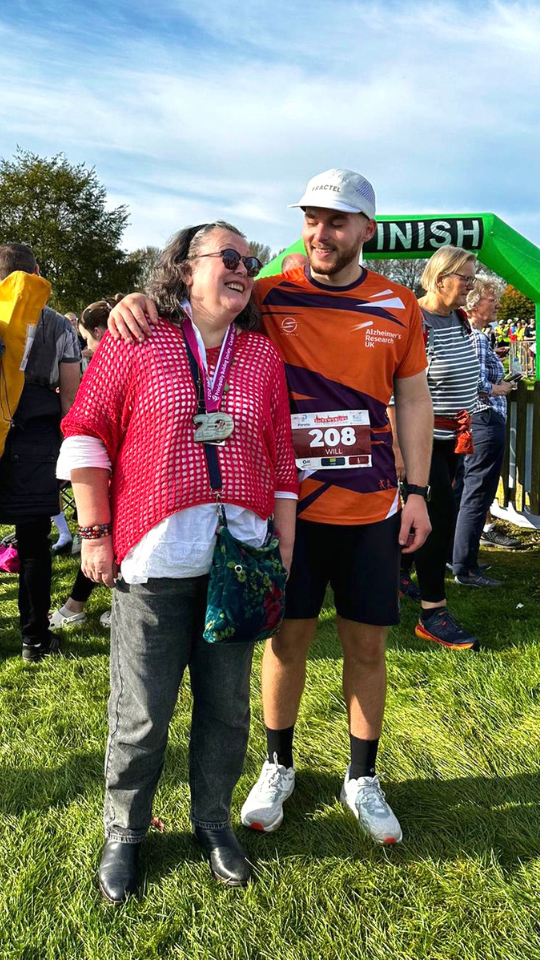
[291,410,372,470]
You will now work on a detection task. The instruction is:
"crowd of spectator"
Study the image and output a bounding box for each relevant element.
[493,316,536,376]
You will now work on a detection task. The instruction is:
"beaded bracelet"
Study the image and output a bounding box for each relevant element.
[78,523,112,540]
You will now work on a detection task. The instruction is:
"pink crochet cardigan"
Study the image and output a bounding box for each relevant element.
[62,321,298,563]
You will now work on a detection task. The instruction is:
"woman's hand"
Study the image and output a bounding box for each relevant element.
[81,537,118,588]
[279,542,294,578]
[273,498,296,580]
[108,294,159,343]
[492,380,515,396]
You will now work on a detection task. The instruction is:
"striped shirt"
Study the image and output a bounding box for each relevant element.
[471,327,507,419]
[422,309,480,441]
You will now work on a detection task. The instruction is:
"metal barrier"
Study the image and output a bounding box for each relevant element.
[494,380,540,527]
[508,341,537,379]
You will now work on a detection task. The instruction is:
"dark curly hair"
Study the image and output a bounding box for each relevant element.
[147,221,260,330]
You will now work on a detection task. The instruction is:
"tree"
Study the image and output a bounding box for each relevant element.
[497,285,535,324]
[128,245,162,292]
[248,241,273,265]
[364,258,428,295]
[0,149,141,313]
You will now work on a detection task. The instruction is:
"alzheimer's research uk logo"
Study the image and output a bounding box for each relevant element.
[281,317,298,334]
[349,318,403,347]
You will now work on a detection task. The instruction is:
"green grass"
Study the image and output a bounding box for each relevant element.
[1,526,539,960]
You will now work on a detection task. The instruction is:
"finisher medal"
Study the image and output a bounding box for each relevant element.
[183,315,237,446]
[193,411,235,443]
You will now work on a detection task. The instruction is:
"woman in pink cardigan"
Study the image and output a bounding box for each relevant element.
[59,221,298,902]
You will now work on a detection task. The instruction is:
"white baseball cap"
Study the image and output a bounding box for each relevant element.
[289,168,376,219]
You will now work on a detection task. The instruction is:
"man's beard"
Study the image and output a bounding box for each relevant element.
[307,242,360,276]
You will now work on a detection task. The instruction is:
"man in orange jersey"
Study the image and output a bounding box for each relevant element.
[107,170,433,846]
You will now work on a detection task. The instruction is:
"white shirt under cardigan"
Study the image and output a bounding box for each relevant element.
[57,435,296,584]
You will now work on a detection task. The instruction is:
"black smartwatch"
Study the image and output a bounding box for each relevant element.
[404,483,431,502]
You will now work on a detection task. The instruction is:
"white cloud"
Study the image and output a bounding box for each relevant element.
[0,0,539,255]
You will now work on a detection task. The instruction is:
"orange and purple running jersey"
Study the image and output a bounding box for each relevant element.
[254,266,427,525]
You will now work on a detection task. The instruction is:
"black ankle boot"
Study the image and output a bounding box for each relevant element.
[194,825,252,887]
[98,839,141,904]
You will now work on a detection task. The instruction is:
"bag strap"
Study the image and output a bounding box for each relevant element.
[182,328,223,493]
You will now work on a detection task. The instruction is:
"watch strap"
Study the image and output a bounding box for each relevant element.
[405,483,431,501]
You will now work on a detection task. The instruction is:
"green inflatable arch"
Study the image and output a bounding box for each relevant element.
[261,213,540,380]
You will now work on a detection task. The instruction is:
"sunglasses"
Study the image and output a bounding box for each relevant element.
[189,248,263,277]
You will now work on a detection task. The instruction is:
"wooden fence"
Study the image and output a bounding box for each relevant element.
[499,380,540,515]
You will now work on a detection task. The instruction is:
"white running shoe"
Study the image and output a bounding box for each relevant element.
[49,606,86,629]
[340,767,402,845]
[241,754,295,832]
[99,609,112,628]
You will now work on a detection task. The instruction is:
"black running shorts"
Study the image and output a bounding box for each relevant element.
[284,513,401,626]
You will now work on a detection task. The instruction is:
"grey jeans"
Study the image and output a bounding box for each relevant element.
[104,575,254,842]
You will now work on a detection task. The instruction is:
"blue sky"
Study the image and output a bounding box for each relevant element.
[1,0,539,255]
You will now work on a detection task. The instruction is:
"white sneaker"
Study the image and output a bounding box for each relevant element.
[71,534,82,556]
[340,767,402,845]
[49,606,86,629]
[241,754,295,832]
[99,609,112,628]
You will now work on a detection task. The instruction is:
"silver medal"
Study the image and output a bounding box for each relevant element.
[193,411,234,443]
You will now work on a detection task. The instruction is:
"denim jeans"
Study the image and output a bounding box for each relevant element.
[104,575,254,843]
[452,408,506,575]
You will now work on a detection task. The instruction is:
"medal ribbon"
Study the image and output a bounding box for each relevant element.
[182,314,236,412]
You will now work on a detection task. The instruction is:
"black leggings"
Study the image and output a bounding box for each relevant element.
[70,566,95,604]
[414,439,460,604]
[16,516,52,644]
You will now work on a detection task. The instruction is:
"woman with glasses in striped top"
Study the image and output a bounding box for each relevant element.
[411,245,481,651]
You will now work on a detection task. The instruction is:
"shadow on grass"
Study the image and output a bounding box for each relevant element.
[144,829,204,876]
[0,751,104,815]
[235,768,540,874]
[392,770,540,868]
[130,766,540,884]
[0,615,21,634]
[62,632,111,658]
[0,631,110,663]
[1,755,537,881]
[0,742,191,817]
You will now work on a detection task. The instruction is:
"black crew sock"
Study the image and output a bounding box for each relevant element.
[266,725,295,769]
[421,605,446,622]
[349,734,379,780]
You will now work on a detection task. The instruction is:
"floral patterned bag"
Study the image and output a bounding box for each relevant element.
[204,509,287,645]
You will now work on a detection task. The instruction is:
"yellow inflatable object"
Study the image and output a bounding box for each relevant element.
[0,271,51,458]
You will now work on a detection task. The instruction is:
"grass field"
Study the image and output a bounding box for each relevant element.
[0,526,539,960]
